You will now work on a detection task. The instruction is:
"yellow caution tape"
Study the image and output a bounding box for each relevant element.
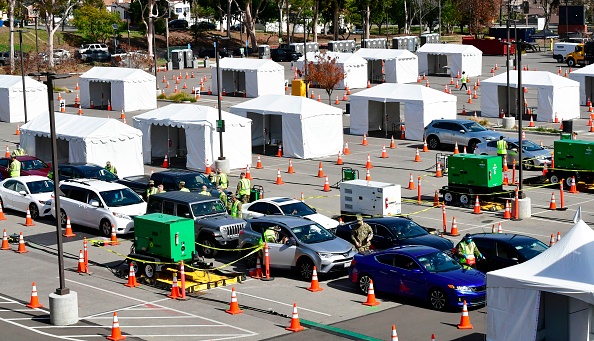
[187,246,262,272]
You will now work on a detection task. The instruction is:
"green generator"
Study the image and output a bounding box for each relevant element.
[554,140,594,170]
[133,213,196,263]
[448,154,503,188]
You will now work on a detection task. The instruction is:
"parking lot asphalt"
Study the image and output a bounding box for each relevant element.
[0,49,593,340]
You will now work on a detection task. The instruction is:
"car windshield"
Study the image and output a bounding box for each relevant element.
[291,223,334,244]
[462,122,487,132]
[27,180,54,194]
[177,174,213,189]
[513,240,548,260]
[417,251,461,273]
[279,202,316,217]
[100,188,143,207]
[191,200,227,216]
[385,220,427,239]
[82,168,118,181]
[21,159,49,170]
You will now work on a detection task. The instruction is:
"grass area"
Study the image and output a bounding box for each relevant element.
[157,91,196,102]
[532,126,561,134]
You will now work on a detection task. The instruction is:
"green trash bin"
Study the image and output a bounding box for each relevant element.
[249,185,264,202]
[343,168,358,181]
[560,133,572,140]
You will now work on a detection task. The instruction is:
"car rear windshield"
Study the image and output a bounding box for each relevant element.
[417,251,460,273]
[513,240,548,260]
[279,202,316,217]
[82,168,118,181]
[21,159,49,170]
[291,223,334,244]
[462,122,487,132]
[176,173,213,189]
[191,200,227,216]
[385,220,427,239]
[100,188,143,207]
[28,180,54,194]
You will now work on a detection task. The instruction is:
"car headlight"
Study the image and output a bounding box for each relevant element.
[317,252,332,259]
[113,212,132,220]
[448,284,473,292]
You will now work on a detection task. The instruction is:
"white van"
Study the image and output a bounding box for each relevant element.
[553,43,580,63]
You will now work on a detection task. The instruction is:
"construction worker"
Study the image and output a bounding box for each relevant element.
[9,155,21,177]
[497,136,508,160]
[351,215,373,252]
[236,172,251,204]
[459,71,468,91]
[198,185,211,196]
[228,194,242,218]
[146,180,158,200]
[105,161,117,175]
[456,234,485,270]
[217,185,227,205]
[179,181,190,192]
[12,143,26,156]
[216,168,229,189]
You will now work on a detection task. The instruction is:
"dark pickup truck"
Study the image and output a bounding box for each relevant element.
[118,170,219,198]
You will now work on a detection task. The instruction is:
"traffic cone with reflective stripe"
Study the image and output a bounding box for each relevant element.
[365,154,373,169]
[503,155,509,172]
[106,312,126,341]
[1,229,10,250]
[434,190,440,207]
[549,192,557,210]
[362,279,380,306]
[316,162,325,177]
[307,266,323,292]
[108,225,120,245]
[124,262,140,288]
[323,176,331,192]
[256,154,263,169]
[498,222,503,234]
[225,287,244,315]
[287,159,295,174]
[391,325,398,341]
[362,133,368,146]
[557,231,561,241]
[435,161,443,177]
[245,165,252,180]
[5,145,9,157]
[26,282,43,309]
[414,148,421,162]
[168,275,181,299]
[76,249,87,273]
[336,152,343,165]
[286,303,305,332]
[450,217,459,236]
[204,159,212,174]
[454,142,460,154]
[342,91,347,101]
[335,95,340,105]
[63,216,75,237]
[503,172,509,185]
[276,144,283,157]
[75,82,79,90]
[549,234,556,247]
[457,300,473,329]
[275,169,284,185]
[423,139,429,152]
[15,232,28,253]
[390,136,396,149]
[407,173,415,190]
[344,141,351,154]
[569,176,578,193]
[365,169,371,181]
[529,115,535,127]
[0,205,6,220]
[503,200,511,219]
[473,196,481,214]
[161,154,169,168]
[381,145,388,158]
[24,208,35,226]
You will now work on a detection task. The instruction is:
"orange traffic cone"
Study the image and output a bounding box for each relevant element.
[414,148,421,162]
[317,162,325,177]
[107,100,112,111]
[454,142,460,154]
[77,106,83,115]
[344,141,351,154]
[473,196,481,214]
[503,200,511,219]
[549,192,557,210]
[317,94,321,102]
[15,232,28,253]
[503,172,509,185]
[287,159,295,174]
[276,144,283,157]
[425,79,430,87]
[367,80,371,88]
[106,312,126,341]
[362,133,368,146]
[569,176,578,193]
[57,92,62,101]
[450,217,459,236]
[75,82,79,90]
[362,279,380,306]
[225,287,244,315]
[0,205,6,221]
[365,169,371,181]
[286,303,305,332]
[380,145,388,158]
[342,91,347,101]
[549,234,556,247]
[1,229,10,250]
[554,112,559,123]
[63,216,76,237]
[275,169,284,185]
[74,93,80,107]
[457,300,473,329]
[346,85,351,95]
[120,109,126,120]
[365,154,373,169]
[204,159,212,174]
[26,282,43,309]
[167,275,181,299]
[310,90,315,99]
[5,145,9,157]
[256,154,263,169]
[407,173,415,190]
[557,231,561,241]
[24,208,35,226]
[389,136,396,149]
[435,161,443,177]
[423,139,429,152]
[391,325,399,341]
[76,249,87,273]
[109,225,120,246]
[162,154,169,168]
[245,164,252,180]
[503,155,509,172]
[497,222,503,234]
[323,176,331,192]
[124,262,140,287]
[336,152,343,165]
[307,266,323,292]
[335,96,340,105]
[529,115,535,127]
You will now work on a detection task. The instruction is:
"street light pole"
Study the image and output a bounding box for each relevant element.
[13,30,28,123]
[303,15,308,94]
[214,38,226,162]
[507,1,511,118]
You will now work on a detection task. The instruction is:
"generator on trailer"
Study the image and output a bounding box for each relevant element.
[546,140,594,186]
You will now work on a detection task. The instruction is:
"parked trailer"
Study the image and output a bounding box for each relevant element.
[462,36,515,56]
[546,139,594,187]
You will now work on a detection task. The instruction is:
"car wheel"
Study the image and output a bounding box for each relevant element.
[443,191,455,205]
[297,257,314,280]
[358,273,373,294]
[59,209,67,229]
[566,176,575,188]
[429,288,447,311]
[143,263,157,279]
[567,58,575,67]
[29,203,40,220]
[557,57,564,63]
[549,174,560,184]
[459,194,470,207]
[467,139,480,152]
[522,158,534,170]
[427,136,440,150]
[198,236,218,257]
[100,219,112,237]
[129,260,141,276]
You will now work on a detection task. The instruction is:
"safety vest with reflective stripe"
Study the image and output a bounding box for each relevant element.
[497,140,507,155]
[9,159,20,177]
[217,173,229,189]
[238,178,250,196]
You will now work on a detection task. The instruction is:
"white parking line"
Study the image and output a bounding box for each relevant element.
[34,324,229,329]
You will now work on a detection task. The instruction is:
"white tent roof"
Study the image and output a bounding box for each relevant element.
[417,43,482,55]
[230,94,343,118]
[299,51,367,67]
[0,75,47,90]
[354,48,417,61]
[568,64,594,105]
[0,75,48,123]
[217,58,284,72]
[484,70,579,88]
[133,103,251,127]
[80,67,156,82]
[351,83,454,102]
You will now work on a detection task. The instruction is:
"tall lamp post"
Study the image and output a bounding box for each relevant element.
[12,30,28,123]
[28,71,78,326]
[303,15,308,95]
[214,36,231,173]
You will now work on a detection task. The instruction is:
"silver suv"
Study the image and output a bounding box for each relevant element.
[424,119,503,152]
[239,216,356,280]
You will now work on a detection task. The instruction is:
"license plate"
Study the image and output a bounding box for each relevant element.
[344,261,352,268]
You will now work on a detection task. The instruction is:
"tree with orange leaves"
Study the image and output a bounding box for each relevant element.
[456,0,498,37]
[304,52,345,105]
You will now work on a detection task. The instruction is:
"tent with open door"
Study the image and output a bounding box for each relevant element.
[487,216,594,341]
[349,83,457,141]
[229,94,343,159]
[354,48,419,84]
[211,58,285,98]
[132,104,252,171]
[79,67,157,112]
[569,64,594,106]
[19,113,144,177]
[481,70,580,121]
[296,52,368,89]
[417,43,482,78]
[0,75,48,123]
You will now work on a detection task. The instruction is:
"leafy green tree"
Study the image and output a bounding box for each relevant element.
[33,0,79,68]
[72,5,125,43]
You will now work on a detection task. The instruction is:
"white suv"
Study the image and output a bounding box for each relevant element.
[77,43,108,57]
[50,179,147,236]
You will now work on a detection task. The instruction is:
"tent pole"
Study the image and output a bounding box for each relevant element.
[262,115,266,154]
[384,102,387,138]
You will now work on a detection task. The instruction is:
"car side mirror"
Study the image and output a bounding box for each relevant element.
[412,268,422,273]
[459,130,465,134]
[89,199,100,207]
[286,238,296,246]
[19,190,27,196]
[510,257,519,262]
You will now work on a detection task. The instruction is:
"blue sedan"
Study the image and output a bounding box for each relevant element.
[349,245,486,310]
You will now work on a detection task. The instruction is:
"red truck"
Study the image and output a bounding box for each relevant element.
[462,36,515,56]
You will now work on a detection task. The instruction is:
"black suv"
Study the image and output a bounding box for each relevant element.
[271,48,302,62]
[168,19,189,29]
[57,163,119,182]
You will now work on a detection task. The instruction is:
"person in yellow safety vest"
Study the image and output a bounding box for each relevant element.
[456,234,485,270]
[217,185,227,206]
[145,180,158,200]
[198,185,211,196]
[216,168,229,189]
[459,71,468,91]
[179,181,190,192]
[105,161,117,175]
[228,194,242,218]
[263,226,281,243]
[496,136,507,157]
[236,172,251,204]
[9,155,21,177]
[12,143,26,156]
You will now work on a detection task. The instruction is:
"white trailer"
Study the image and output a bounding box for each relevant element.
[340,180,401,217]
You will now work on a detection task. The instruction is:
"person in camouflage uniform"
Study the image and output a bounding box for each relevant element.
[351,215,373,252]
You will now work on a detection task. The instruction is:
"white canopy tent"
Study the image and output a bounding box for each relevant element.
[417,44,482,78]
[354,48,419,84]
[229,94,343,159]
[349,83,457,141]
[133,104,252,171]
[211,58,285,98]
[296,52,368,89]
[481,71,580,121]
[0,75,48,123]
[19,113,144,177]
[79,67,157,112]
[487,217,594,341]
[569,64,594,106]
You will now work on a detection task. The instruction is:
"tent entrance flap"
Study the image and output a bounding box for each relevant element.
[88,81,112,109]
[150,125,187,159]
[427,54,449,76]
[497,85,518,116]
[367,101,402,136]
[246,112,282,153]
[35,137,69,164]
[367,60,385,84]
[222,70,247,96]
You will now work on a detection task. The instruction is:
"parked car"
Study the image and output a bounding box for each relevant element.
[77,43,109,57]
[335,217,454,252]
[56,163,119,182]
[470,233,548,273]
[168,19,189,29]
[238,216,356,280]
[474,138,552,170]
[353,28,364,34]
[349,245,487,310]
[241,197,339,232]
[270,48,302,62]
[197,48,228,58]
[192,21,216,30]
[0,51,18,65]
[0,176,54,219]
[81,50,111,62]
[50,179,147,236]
[118,170,218,198]
[0,156,51,179]
[232,46,254,57]
[53,48,71,59]
[424,119,503,151]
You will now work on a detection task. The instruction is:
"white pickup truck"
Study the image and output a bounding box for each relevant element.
[553,42,580,63]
